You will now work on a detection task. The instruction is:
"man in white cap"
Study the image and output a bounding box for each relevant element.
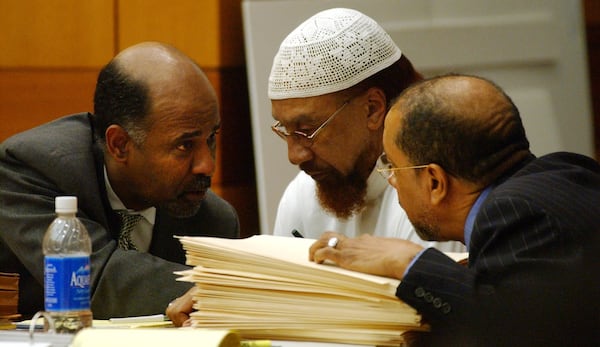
[269,8,464,252]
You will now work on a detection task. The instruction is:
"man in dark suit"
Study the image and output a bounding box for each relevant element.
[310,74,600,346]
[0,42,239,321]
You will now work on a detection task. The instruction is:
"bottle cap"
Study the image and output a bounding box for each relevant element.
[55,196,78,213]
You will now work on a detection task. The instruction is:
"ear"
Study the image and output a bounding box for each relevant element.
[364,87,387,130]
[105,124,131,162]
[424,164,449,206]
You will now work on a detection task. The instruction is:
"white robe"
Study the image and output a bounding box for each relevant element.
[273,166,466,253]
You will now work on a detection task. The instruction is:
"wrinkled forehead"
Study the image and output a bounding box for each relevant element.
[148,94,219,128]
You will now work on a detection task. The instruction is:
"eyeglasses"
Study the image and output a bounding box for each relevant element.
[376,153,428,179]
[271,97,352,147]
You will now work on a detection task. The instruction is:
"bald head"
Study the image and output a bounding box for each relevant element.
[401,75,512,124]
[93,42,217,144]
[114,42,211,94]
[385,74,531,185]
[115,42,184,74]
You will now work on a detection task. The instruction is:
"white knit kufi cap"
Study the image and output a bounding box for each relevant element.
[268,8,402,100]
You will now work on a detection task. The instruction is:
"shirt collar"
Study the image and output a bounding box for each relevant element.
[464,185,493,251]
[103,166,156,225]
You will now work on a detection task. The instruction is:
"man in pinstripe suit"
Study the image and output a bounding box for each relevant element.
[310,74,600,346]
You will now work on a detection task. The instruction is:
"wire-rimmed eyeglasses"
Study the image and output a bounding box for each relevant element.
[376,153,428,179]
[271,97,352,147]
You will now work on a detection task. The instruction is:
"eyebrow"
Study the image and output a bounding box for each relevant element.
[175,123,220,142]
[275,113,321,128]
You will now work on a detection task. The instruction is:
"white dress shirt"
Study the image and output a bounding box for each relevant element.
[104,166,156,252]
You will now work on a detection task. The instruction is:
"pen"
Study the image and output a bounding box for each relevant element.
[291,229,304,238]
[15,322,43,331]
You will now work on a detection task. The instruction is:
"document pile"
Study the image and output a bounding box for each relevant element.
[177,235,428,346]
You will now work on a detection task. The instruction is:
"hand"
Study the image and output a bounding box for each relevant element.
[309,231,424,280]
[165,286,199,327]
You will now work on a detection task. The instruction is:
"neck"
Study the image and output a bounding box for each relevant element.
[105,158,142,211]
[440,178,485,243]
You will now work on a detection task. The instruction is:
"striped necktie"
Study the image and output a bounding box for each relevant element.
[116,211,143,251]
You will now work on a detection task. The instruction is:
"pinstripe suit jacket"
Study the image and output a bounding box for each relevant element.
[0,113,240,319]
[397,152,600,346]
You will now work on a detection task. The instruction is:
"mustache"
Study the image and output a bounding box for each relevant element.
[187,175,211,191]
[299,162,326,174]
[299,163,312,172]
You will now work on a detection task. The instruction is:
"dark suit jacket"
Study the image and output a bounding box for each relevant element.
[397,152,600,346]
[0,113,240,319]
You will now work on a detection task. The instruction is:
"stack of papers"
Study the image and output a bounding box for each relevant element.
[177,235,428,346]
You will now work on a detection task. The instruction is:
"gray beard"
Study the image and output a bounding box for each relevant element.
[162,199,203,218]
[161,175,211,218]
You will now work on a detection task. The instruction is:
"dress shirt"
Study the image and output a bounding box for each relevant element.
[104,166,155,252]
[463,186,492,251]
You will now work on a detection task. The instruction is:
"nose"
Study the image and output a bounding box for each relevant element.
[191,144,216,175]
[286,138,313,166]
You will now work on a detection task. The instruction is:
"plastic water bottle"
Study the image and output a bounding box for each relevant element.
[43,196,93,333]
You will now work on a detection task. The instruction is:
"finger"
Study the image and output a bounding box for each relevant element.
[309,232,340,261]
[165,299,177,322]
[165,290,196,327]
[166,299,186,327]
[309,239,326,261]
[312,245,340,265]
[173,313,190,327]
